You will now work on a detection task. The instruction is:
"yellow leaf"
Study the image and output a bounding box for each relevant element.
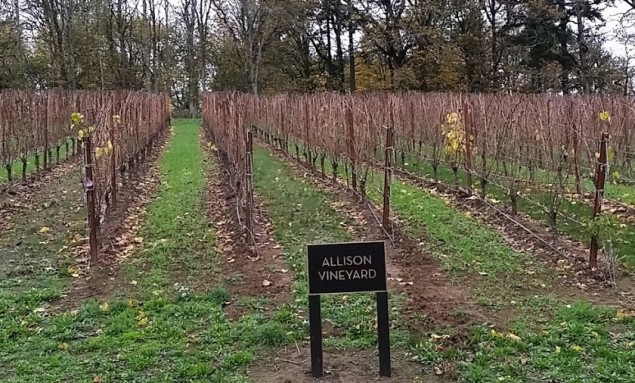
[571,345,583,352]
[506,333,522,342]
[71,112,84,125]
[58,342,70,351]
[99,302,109,312]
[77,129,85,140]
[599,111,611,122]
[107,140,113,151]
[39,227,50,234]
[616,309,635,320]
[555,346,561,353]
[137,317,148,327]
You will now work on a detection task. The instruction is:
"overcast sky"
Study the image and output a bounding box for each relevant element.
[602,2,633,57]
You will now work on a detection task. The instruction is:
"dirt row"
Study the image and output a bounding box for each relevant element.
[203,139,292,319]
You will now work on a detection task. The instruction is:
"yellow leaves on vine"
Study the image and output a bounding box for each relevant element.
[95,140,114,159]
[599,111,611,123]
[440,112,466,156]
[71,112,84,125]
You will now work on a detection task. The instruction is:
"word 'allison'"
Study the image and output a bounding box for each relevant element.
[322,255,372,267]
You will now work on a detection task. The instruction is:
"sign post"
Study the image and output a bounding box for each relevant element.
[307,241,390,377]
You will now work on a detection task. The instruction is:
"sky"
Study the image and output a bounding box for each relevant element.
[602,2,633,58]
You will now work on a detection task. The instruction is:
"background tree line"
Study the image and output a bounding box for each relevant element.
[1,0,635,115]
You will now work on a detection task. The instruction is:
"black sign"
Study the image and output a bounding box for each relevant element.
[307,240,391,378]
[307,241,387,295]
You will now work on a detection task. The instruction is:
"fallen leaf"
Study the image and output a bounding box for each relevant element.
[39,227,50,234]
[130,280,138,286]
[58,342,70,351]
[99,302,109,312]
[506,333,522,342]
[434,366,444,375]
[93,376,103,383]
[262,280,272,287]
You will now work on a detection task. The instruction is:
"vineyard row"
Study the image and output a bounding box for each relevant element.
[0,89,171,263]
[203,92,635,269]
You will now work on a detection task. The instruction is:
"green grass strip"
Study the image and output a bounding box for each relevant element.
[0,142,72,182]
[253,146,408,350]
[117,118,216,293]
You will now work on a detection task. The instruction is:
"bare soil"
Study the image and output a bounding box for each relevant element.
[248,345,444,383]
[204,144,292,319]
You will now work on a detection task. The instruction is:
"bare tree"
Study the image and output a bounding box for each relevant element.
[213,0,281,94]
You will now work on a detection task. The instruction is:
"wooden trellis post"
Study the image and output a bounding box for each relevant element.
[83,134,98,265]
[383,125,394,230]
[245,129,255,246]
[463,102,474,195]
[589,132,609,269]
[347,101,357,191]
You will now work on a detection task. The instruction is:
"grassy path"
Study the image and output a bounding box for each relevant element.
[252,146,408,350]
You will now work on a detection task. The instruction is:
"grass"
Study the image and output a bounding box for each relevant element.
[252,145,409,350]
[1,140,73,182]
[0,165,86,317]
[285,135,635,267]
[314,154,558,319]
[3,121,633,382]
[114,119,217,294]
